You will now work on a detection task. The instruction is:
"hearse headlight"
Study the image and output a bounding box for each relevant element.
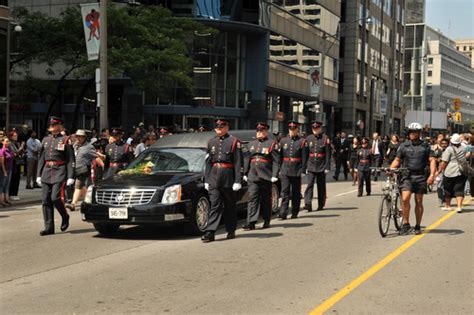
[84,186,94,203]
[162,185,182,204]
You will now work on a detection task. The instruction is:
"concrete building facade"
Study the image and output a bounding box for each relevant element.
[455,39,474,69]
[337,0,405,137]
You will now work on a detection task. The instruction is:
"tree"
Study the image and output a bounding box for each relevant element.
[12,4,209,133]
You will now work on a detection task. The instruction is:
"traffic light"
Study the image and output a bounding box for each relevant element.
[454,98,461,111]
[455,111,462,123]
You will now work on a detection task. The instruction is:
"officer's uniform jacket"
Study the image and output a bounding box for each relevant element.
[279,135,308,177]
[395,140,433,174]
[105,140,132,174]
[306,133,331,173]
[244,137,280,182]
[205,133,243,188]
[356,147,373,172]
[37,134,75,184]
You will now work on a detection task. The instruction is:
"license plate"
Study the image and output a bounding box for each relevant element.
[109,207,128,219]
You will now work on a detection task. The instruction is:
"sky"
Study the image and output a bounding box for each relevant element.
[425,0,474,39]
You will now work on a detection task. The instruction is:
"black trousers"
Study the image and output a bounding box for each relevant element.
[9,162,21,196]
[469,176,474,198]
[280,176,301,217]
[247,179,272,224]
[41,183,69,232]
[358,170,371,195]
[207,187,237,233]
[304,171,326,210]
[334,156,349,179]
[372,154,382,180]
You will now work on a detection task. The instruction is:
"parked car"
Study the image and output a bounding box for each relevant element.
[81,130,281,236]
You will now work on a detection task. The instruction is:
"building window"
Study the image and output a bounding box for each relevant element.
[428,70,432,77]
[428,58,433,65]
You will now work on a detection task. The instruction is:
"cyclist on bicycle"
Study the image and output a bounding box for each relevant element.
[390,122,436,235]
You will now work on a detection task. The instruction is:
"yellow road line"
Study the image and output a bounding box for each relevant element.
[309,198,471,315]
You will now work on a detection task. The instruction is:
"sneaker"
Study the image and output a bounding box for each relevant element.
[414,225,422,235]
[456,207,462,213]
[441,206,451,211]
[10,196,20,201]
[399,223,412,235]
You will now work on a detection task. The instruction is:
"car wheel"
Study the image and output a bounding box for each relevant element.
[186,195,210,235]
[271,183,281,214]
[93,223,120,236]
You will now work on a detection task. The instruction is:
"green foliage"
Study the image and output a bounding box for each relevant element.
[12,4,209,98]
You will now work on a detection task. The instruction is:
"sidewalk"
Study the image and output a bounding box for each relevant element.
[2,177,42,210]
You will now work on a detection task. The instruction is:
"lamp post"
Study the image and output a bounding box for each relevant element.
[5,20,22,132]
[99,0,108,130]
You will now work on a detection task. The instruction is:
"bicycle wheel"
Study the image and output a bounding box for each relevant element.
[393,193,403,231]
[378,195,391,237]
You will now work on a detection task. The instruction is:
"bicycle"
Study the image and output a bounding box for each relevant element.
[372,167,407,237]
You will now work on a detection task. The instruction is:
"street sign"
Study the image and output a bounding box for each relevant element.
[454,98,461,111]
[455,111,462,123]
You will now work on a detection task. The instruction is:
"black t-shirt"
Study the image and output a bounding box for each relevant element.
[396,140,433,172]
[387,142,399,161]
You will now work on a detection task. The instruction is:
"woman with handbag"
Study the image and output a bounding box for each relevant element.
[8,132,24,201]
[437,134,469,212]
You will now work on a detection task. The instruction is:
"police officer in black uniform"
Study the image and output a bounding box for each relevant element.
[356,138,373,197]
[242,122,280,230]
[202,118,243,242]
[390,122,436,235]
[304,121,331,211]
[104,128,132,179]
[279,121,308,219]
[36,117,75,236]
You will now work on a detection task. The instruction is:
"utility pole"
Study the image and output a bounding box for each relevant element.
[99,0,108,130]
[5,22,10,131]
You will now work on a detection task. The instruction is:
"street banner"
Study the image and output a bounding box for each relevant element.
[309,66,321,97]
[380,94,387,115]
[80,3,101,61]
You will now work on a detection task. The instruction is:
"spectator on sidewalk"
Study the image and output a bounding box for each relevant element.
[134,134,157,157]
[0,137,13,207]
[18,124,31,176]
[26,131,42,189]
[8,132,25,201]
[66,129,96,211]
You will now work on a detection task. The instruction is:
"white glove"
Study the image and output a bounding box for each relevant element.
[204,183,209,191]
[232,183,242,191]
[243,176,248,182]
[271,177,278,183]
[36,177,42,187]
[66,178,75,186]
[324,170,329,174]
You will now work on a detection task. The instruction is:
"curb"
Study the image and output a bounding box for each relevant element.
[2,199,42,210]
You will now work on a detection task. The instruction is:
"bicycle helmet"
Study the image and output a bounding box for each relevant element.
[407,122,422,131]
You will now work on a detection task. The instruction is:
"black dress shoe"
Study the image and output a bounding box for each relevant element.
[60,215,70,232]
[291,214,298,219]
[333,176,338,181]
[262,221,270,229]
[40,230,54,236]
[26,185,33,190]
[357,194,362,197]
[201,232,215,243]
[226,232,236,239]
[317,206,324,211]
[367,192,371,196]
[304,204,312,212]
[242,223,256,231]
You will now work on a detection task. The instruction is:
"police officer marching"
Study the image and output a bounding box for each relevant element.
[242,122,281,230]
[104,128,132,179]
[356,138,373,197]
[36,117,75,236]
[279,121,308,219]
[202,118,243,243]
[304,121,331,212]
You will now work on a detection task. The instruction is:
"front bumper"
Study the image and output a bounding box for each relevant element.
[80,200,193,225]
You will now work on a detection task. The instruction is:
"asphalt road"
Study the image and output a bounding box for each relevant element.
[0,178,472,314]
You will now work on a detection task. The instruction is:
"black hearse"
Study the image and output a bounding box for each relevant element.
[81,131,280,236]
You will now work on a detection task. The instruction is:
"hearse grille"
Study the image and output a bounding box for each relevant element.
[95,189,157,206]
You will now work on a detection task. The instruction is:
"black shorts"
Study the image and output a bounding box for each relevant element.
[75,173,90,189]
[443,175,467,199]
[400,175,427,194]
